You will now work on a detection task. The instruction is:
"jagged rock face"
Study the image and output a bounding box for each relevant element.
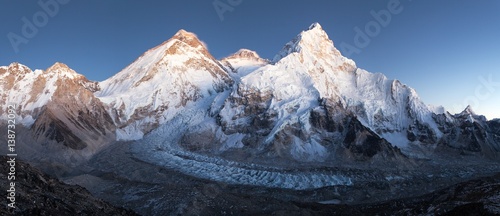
[31,77,115,151]
[321,99,406,161]
[220,87,275,135]
[342,117,405,161]
[489,120,500,151]
[406,120,439,144]
[489,119,500,136]
[433,110,500,156]
[32,109,87,150]
[216,77,408,163]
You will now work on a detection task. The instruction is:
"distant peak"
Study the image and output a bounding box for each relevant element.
[460,105,476,115]
[7,62,32,74]
[46,62,73,73]
[8,62,21,68]
[226,49,262,60]
[48,62,70,70]
[160,29,212,57]
[173,29,198,40]
[465,105,474,113]
[236,49,259,56]
[46,62,80,79]
[171,29,206,49]
[308,22,322,30]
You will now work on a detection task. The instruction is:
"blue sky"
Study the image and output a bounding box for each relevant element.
[1,0,499,119]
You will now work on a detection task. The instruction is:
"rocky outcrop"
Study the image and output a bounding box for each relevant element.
[290,173,500,215]
[0,156,137,216]
[433,107,500,157]
[0,62,115,155]
[29,63,115,152]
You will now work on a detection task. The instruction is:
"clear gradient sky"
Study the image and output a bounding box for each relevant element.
[1,0,499,119]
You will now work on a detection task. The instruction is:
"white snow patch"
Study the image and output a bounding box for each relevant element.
[381,132,410,148]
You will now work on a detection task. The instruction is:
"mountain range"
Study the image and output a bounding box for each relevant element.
[1,23,499,182]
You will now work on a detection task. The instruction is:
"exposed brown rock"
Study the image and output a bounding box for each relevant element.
[29,67,115,151]
[25,76,47,107]
[0,66,6,75]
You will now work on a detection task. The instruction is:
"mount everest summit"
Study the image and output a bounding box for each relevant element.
[1,23,499,179]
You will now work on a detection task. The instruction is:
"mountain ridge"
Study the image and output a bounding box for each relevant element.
[1,23,498,168]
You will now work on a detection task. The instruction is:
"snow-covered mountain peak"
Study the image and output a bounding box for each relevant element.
[222,49,269,66]
[429,105,446,115]
[95,29,233,140]
[225,49,261,60]
[45,62,81,79]
[170,29,208,53]
[97,28,228,96]
[173,29,197,39]
[454,105,491,124]
[6,62,32,75]
[307,22,323,30]
[47,62,69,70]
[221,49,269,79]
[272,22,354,69]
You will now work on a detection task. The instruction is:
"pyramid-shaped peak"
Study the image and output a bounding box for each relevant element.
[173,29,199,40]
[308,22,323,30]
[46,62,81,79]
[461,105,476,115]
[300,22,329,42]
[164,29,211,56]
[46,62,74,73]
[172,29,206,48]
[272,22,344,63]
[48,62,70,70]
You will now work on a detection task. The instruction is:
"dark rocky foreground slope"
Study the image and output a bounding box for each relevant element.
[295,173,500,216]
[0,156,137,216]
